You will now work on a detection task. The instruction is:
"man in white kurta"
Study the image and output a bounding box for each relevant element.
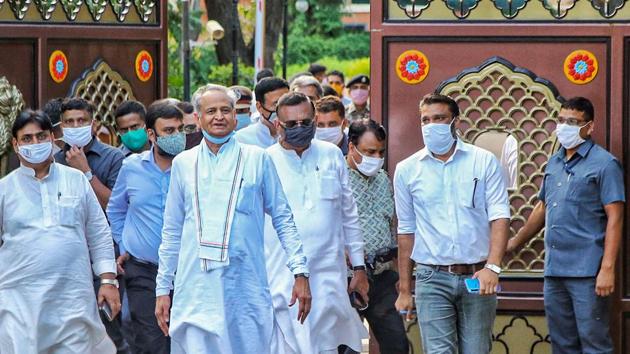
[155,84,311,354]
[264,92,368,354]
[0,110,118,354]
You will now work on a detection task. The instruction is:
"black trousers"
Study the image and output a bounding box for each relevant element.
[360,270,409,354]
[125,257,170,354]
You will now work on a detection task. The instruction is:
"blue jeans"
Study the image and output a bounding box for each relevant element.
[414,264,497,354]
[544,277,613,354]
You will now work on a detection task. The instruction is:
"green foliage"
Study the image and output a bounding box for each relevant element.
[283,31,370,65]
[284,56,370,81]
[206,63,256,88]
[282,0,370,65]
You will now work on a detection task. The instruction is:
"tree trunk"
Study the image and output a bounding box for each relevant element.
[205,0,281,68]
[263,0,284,70]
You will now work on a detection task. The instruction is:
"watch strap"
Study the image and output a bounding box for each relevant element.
[101,278,119,288]
[484,263,501,274]
[352,265,367,271]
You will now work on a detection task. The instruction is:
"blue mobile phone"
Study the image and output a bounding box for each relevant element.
[465,278,501,294]
[465,278,480,293]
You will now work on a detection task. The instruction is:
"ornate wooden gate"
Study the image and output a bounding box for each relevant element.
[0,0,167,176]
[371,1,630,352]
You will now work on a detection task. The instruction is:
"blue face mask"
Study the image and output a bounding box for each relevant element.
[202,130,235,145]
[421,121,456,155]
[156,132,186,157]
[236,113,251,130]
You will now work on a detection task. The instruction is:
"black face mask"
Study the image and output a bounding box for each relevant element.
[282,123,316,148]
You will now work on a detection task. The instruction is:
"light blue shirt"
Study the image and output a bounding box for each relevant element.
[394,140,510,265]
[107,149,170,264]
[155,139,307,353]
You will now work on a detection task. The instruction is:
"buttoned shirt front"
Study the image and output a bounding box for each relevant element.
[394,140,510,265]
[345,103,370,122]
[348,168,395,258]
[55,138,125,190]
[107,149,170,264]
[539,139,625,277]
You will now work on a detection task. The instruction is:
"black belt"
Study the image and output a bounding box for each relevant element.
[420,261,485,275]
[129,254,158,267]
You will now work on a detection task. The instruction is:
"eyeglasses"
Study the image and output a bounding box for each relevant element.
[557,116,589,127]
[279,119,313,129]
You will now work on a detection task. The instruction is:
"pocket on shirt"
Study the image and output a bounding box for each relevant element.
[58,196,80,226]
[236,184,256,215]
[566,175,599,204]
[460,177,486,209]
[319,173,341,200]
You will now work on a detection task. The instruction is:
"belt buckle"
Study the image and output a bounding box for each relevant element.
[446,265,457,274]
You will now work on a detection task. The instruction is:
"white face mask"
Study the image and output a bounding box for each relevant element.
[315,126,344,145]
[63,124,93,148]
[18,141,53,164]
[352,148,384,177]
[556,123,588,149]
[421,122,455,155]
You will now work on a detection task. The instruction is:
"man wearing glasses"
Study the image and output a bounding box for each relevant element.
[1,110,119,353]
[394,93,510,354]
[507,97,624,354]
[264,92,368,353]
[107,102,186,353]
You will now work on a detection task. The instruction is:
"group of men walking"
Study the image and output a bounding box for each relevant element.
[0,66,624,354]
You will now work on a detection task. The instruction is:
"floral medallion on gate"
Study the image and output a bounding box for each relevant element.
[563,50,598,84]
[49,50,69,83]
[135,50,153,82]
[395,50,430,85]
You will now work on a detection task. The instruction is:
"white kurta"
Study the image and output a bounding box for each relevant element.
[265,140,368,354]
[0,163,116,354]
[235,120,277,148]
[155,138,308,354]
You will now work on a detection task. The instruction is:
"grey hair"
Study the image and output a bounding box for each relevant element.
[192,84,237,113]
[290,76,323,99]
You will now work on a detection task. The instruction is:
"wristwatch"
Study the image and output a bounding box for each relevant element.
[101,278,119,288]
[84,170,94,182]
[484,263,502,275]
[294,273,310,279]
[352,265,367,271]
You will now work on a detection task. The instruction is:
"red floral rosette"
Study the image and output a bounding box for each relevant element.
[49,50,68,83]
[396,50,430,85]
[564,50,598,85]
[135,50,153,82]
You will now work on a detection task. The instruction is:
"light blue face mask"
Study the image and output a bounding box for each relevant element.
[421,121,456,155]
[156,132,186,157]
[236,113,251,130]
[202,130,235,145]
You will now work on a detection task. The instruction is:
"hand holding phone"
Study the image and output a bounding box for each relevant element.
[465,278,501,294]
[349,291,368,311]
[99,303,113,322]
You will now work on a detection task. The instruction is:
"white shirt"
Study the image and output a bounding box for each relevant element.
[235,120,277,148]
[0,163,116,353]
[394,140,510,265]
